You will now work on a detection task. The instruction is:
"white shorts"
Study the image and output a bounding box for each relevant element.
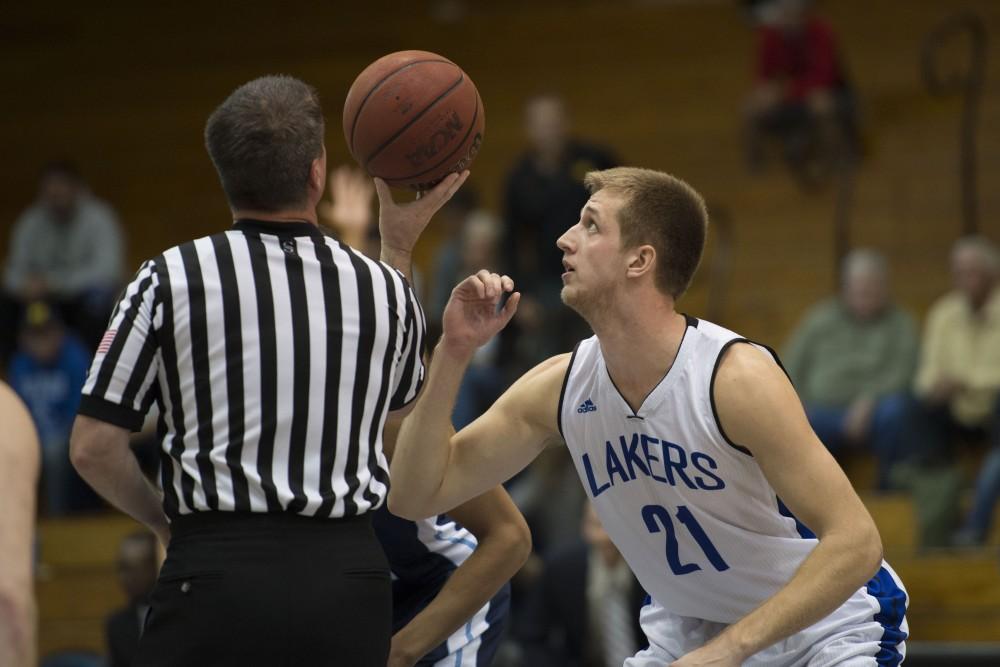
[625,564,908,667]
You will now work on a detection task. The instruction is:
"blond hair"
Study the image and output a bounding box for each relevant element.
[584,167,708,298]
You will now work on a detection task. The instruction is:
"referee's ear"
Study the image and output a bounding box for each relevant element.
[309,148,328,204]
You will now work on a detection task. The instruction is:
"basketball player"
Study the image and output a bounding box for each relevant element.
[0,381,39,667]
[375,495,523,667]
[389,167,908,665]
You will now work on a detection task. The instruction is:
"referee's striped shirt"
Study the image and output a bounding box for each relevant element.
[78,219,426,519]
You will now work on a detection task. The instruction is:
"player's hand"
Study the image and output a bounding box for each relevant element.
[374,170,469,258]
[671,632,748,667]
[386,644,417,667]
[318,165,375,246]
[670,644,742,667]
[441,271,520,357]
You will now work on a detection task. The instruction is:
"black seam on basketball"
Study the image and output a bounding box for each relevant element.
[348,58,454,157]
[362,73,465,168]
[390,92,480,181]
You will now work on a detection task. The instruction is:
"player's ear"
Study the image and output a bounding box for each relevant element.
[625,244,656,281]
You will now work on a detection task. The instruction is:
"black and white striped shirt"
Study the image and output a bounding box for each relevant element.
[78,219,425,519]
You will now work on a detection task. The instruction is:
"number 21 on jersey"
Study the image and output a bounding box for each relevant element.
[642,504,730,576]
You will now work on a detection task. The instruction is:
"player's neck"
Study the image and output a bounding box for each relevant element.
[594,303,687,412]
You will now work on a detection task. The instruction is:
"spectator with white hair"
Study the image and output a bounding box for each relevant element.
[784,248,918,489]
[909,236,1000,545]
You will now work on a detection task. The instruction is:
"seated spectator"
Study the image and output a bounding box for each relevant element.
[744,0,858,182]
[106,531,159,667]
[8,302,99,515]
[908,237,1000,545]
[1,161,125,362]
[784,249,918,489]
[503,93,617,360]
[520,503,645,667]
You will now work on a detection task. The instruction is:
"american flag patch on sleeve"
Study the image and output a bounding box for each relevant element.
[97,329,117,355]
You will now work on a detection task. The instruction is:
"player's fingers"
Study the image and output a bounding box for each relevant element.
[455,273,486,299]
[475,269,493,298]
[479,270,500,298]
[488,272,503,300]
[500,275,514,293]
[500,291,521,325]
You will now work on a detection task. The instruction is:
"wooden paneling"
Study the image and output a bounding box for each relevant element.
[2,0,999,344]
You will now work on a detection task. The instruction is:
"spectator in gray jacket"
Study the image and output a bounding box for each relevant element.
[1,161,124,358]
[784,249,918,489]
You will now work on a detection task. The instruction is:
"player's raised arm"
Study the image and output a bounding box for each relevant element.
[389,271,565,519]
[676,343,883,666]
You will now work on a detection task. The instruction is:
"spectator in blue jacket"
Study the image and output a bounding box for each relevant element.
[9,301,97,514]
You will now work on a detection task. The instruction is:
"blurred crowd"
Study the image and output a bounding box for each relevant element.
[5,1,999,665]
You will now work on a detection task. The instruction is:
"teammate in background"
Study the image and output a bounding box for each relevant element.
[390,167,908,665]
[0,382,40,667]
[324,167,530,667]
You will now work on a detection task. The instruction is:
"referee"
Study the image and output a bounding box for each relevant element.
[70,75,468,667]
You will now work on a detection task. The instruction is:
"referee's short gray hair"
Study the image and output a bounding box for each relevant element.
[952,235,1000,275]
[205,75,325,213]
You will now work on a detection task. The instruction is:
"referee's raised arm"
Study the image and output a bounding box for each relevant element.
[69,75,467,667]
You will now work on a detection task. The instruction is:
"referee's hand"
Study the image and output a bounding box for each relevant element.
[374,171,470,261]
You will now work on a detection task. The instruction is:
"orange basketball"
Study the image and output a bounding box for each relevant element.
[343,50,485,190]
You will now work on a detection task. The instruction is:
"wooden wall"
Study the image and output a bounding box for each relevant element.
[2,0,999,345]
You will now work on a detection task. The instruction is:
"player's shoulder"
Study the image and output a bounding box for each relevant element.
[715,340,786,396]
[494,353,571,434]
[514,352,572,395]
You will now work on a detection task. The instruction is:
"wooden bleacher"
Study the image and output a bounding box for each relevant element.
[36,514,141,657]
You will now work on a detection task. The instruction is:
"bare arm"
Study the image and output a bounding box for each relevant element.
[388,488,532,667]
[70,415,170,546]
[675,344,883,665]
[389,271,566,519]
[0,383,40,667]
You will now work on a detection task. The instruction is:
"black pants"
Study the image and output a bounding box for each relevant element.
[135,511,391,667]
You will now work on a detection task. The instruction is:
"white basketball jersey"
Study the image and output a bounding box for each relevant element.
[560,316,819,624]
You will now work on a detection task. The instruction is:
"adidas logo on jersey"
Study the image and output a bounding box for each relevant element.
[577,398,597,414]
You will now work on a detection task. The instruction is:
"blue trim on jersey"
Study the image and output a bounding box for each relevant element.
[415,584,510,666]
[776,497,816,539]
[434,528,477,551]
[642,594,652,606]
[866,567,907,666]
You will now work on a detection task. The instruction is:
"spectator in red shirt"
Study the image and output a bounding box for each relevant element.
[744,0,858,180]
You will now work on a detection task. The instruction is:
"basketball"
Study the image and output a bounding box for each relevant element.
[343,50,485,190]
